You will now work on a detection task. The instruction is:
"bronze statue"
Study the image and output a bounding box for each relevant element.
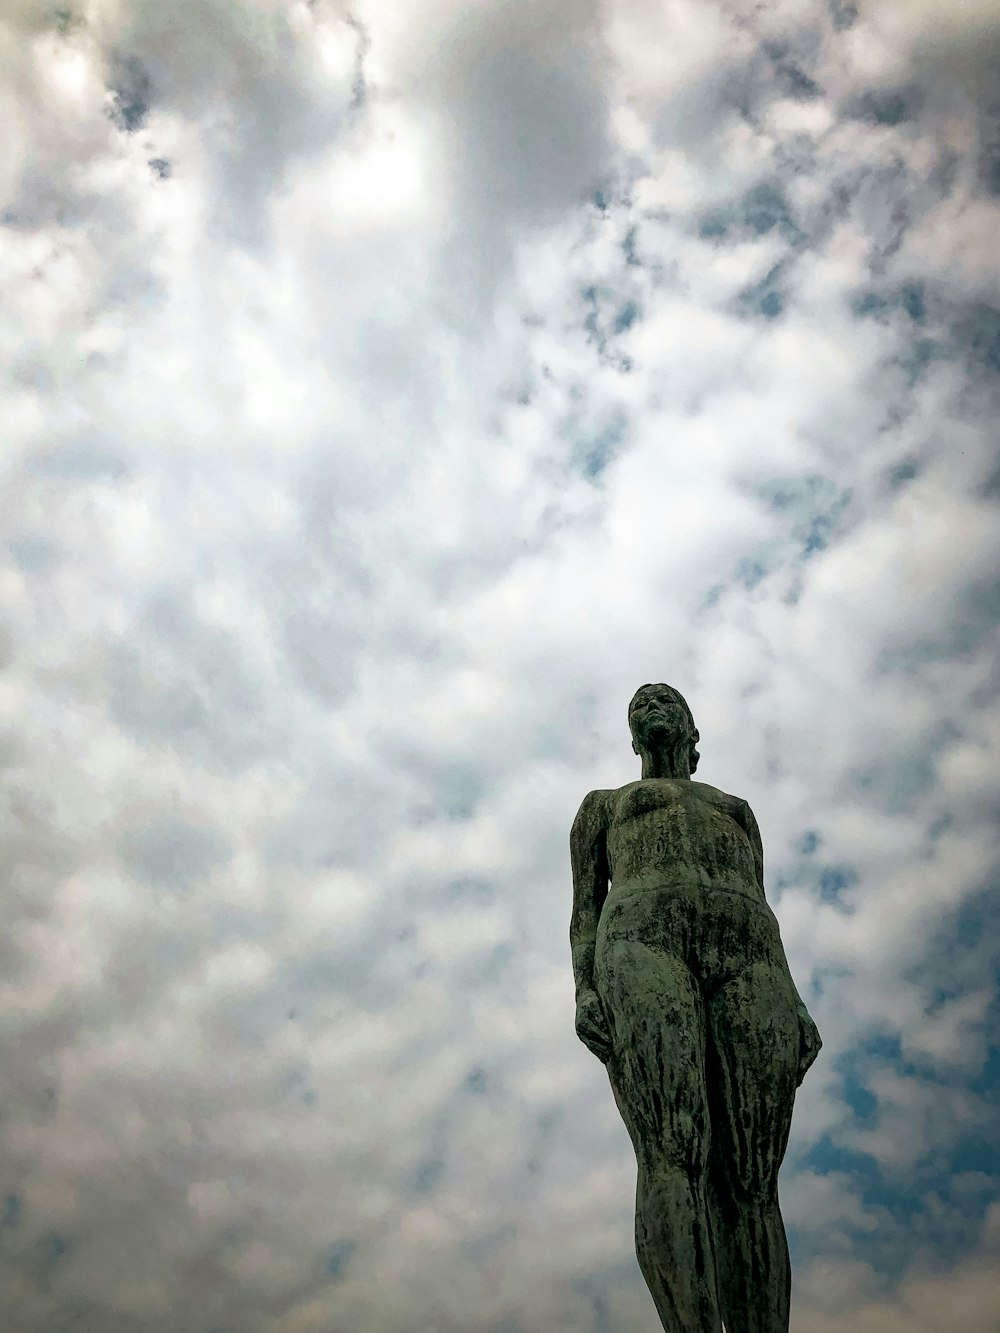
[570,684,821,1333]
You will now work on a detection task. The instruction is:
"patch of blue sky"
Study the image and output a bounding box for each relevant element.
[279,908,434,1020]
[735,555,771,590]
[580,283,640,369]
[783,1155,877,1268]
[801,944,1000,1239]
[2,1193,22,1229]
[736,263,786,321]
[981,454,1000,496]
[827,0,859,31]
[571,1261,639,1333]
[282,1068,318,1108]
[411,1157,445,1195]
[849,89,913,127]
[698,212,729,241]
[877,576,1000,672]
[476,941,515,986]
[840,1073,878,1125]
[762,41,823,101]
[446,876,496,905]
[700,583,725,610]
[882,1161,991,1269]
[566,409,629,480]
[464,1066,489,1096]
[264,783,381,872]
[326,1238,356,1281]
[232,962,345,1041]
[524,1108,565,1178]
[108,632,278,776]
[888,300,1000,388]
[970,1029,1000,1103]
[43,1234,69,1265]
[817,865,858,906]
[796,829,822,857]
[701,477,851,609]
[209,906,274,945]
[794,1069,999,1276]
[954,886,1000,968]
[768,847,859,913]
[806,963,853,1007]
[754,473,849,520]
[786,1147,992,1279]
[8,538,58,573]
[572,1279,610,1333]
[852,748,937,814]
[108,53,152,133]
[798,501,850,556]
[120,815,232,892]
[919,892,1000,1088]
[701,182,805,247]
[155,934,194,970]
[955,302,1000,378]
[888,457,919,488]
[898,337,947,387]
[851,281,926,324]
[273,945,388,1018]
[950,1128,1000,1179]
[11,352,54,392]
[417,759,488,822]
[613,300,639,335]
[912,891,1000,1017]
[345,13,368,109]
[30,436,130,482]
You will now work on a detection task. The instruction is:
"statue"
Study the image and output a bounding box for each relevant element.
[570,684,822,1333]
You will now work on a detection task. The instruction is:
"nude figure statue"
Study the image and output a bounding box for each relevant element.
[570,684,821,1333]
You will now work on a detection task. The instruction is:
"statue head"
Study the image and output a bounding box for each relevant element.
[628,684,700,777]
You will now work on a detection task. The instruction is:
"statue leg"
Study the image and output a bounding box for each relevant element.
[705,960,800,1333]
[597,938,722,1333]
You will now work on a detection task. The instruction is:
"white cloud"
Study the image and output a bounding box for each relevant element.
[0,0,998,1328]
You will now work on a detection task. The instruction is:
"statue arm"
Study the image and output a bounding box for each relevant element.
[569,789,610,1001]
[569,789,614,1063]
[740,796,823,1083]
[737,797,767,896]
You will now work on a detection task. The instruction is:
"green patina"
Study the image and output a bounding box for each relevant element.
[570,684,821,1333]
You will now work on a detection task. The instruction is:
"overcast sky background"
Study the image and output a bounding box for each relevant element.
[1,1,999,1329]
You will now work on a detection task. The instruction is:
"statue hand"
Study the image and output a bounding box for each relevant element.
[796,1006,822,1086]
[576,989,614,1064]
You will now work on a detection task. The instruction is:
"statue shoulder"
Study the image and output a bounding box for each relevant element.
[693,780,751,812]
[712,787,762,842]
[571,788,613,838]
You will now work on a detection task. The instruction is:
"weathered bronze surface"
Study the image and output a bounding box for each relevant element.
[570,685,821,1333]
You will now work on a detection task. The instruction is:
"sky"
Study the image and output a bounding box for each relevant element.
[1,0,999,1329]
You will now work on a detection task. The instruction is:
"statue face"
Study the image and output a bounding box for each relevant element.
[628,684,692,753]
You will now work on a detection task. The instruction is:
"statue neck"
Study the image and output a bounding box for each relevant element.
[639,746,692,780]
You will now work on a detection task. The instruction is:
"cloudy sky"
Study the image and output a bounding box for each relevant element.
[2,0,999,1329]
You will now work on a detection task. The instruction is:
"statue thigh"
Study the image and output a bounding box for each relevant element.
[597,937,711,1179]
[595,935,800,1192]
[704,960,801,1203]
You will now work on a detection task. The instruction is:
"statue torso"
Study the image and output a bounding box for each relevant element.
[604,779,763,904]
